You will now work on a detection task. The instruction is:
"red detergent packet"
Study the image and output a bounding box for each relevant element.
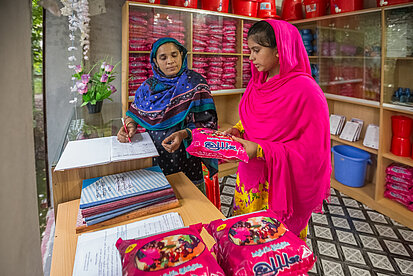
[116,224,225,276]
[386,163,413,179]
[204,210,316,276]
[186,128,249,163]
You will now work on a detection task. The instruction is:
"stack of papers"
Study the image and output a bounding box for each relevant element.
[363,124,379,149]
[55,132,159,171]
[72,212,184,276]
[76,166,180,232]
[330,114,346,135]
[339,118,364,142]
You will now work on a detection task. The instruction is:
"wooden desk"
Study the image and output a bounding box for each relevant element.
[50,172,225,276]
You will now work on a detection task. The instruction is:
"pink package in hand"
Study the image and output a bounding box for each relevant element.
[386,163,413,179]
[204,210,316,276]
[116,224,225,276]
[186,128,249,163]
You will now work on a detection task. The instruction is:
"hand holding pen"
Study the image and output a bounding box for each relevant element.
[121,118,132,144]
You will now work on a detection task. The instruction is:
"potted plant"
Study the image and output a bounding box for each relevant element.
[72,59,118,113]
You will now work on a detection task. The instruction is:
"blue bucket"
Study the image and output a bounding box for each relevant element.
[332,145,371,188]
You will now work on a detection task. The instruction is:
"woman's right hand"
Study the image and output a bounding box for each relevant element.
[117,121,137,143]
[223,127,241,138]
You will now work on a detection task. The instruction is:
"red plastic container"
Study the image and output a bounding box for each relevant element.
[392,115,413,138]
[391,136,411,157]
[168,0,197,8]
[303,0,327,18]
[258,0,280,19]
[232,0,259,17]
[377,0,413,7]
[330,0,363,14]
[281,0,303,21]
[131,0,161,3]
[201,0,229,12]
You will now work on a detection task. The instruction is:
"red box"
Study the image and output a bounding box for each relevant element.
[330,0,363,14]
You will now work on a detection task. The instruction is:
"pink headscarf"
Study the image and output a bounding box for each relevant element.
[238,19,331,235]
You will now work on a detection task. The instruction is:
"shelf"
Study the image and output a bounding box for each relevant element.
[315,56,378,60]
[211,89,244,96]
[320,79,363,86]
[218,162,238,178]
[325,93,380,108]
[382,152,413,167]
[331,135,378,154]
[129,51,150,54]
[385,56,413,61]
[376,198,413,230]
[383,103,413,115]
[331,178,375,204]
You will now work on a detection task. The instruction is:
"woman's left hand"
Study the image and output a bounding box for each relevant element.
[232,136,258,160]
[162,130,188,153]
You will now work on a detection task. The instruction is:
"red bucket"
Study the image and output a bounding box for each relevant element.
[201,0,229,12]
[303,0,327,18]
[330,0,363,14]
[392,115,413,138]
[232,0,259,17]
[377,0,413,6]
[131,0,161,3]
[168,0,198,8]
[391,136,411,157]
[281,0,303,21]
[258,0,280,19]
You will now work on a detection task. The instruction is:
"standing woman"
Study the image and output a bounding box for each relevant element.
[118,37,218,193]
[225,20,331,238]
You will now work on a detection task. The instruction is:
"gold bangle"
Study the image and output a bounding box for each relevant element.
[126,120,136,128]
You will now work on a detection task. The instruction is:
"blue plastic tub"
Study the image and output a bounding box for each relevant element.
[332,145,371,188]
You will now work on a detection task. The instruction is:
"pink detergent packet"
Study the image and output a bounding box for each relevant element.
[186,128,249,163]
[384,189,412,207]
[204,210,316,276]
[116,224,225,276]
[386,163,413,179]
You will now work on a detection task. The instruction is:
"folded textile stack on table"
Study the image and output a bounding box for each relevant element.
[75,166,180,233]
[385,163,413,211]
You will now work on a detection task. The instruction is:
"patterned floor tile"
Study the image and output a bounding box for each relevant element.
[336,230,357,245]
[317,240,339,258]
[329,196,341,205]
[348,266,371,276]
[306,238,313,251]
[342,198,360,208]
[221,185,235,195]
[327,205,345,216]
[331,216,350,229]
[383,240,409,256]
[353,220,374,234]
[321,259,345,276]
[220,194,233,205]
[375,225,398,239]
[367,252,395,271]
[347,208,366,220]
[342,246,365,265]
[220,206,230,217]
[394,258,413,275]
[359,235,383,251]
[311,213,329,225]
[330,188,337,195]
[367,211,388,224]
[314,225,333,240]
[398,229,413,242]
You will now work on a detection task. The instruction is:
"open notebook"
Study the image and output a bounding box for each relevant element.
[55,132,158,171]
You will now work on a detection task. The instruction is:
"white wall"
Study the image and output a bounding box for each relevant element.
[0,0,43,275]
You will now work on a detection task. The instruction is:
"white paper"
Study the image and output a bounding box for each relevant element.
[351,118,364,141]
[55,137,111,171]
[72,212,184,276]
[339,121,361,142]
[363,124,379,149]
[110,132,159,162]
[330,114,345,135]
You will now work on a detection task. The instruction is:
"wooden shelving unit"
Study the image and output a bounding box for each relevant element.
[292,3,413,229]
[121,2,413,228]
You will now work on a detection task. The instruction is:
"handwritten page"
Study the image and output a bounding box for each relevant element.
[111,132,159,162]
[55,137,111,171]
[72,212,184,276]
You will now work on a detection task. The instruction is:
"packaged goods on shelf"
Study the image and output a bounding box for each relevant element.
[385,163,413,211]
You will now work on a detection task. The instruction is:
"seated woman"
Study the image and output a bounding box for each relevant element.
[117,37,218,193]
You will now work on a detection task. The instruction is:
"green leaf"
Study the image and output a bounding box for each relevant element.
[80,102,88,107]
[91,99,97,105]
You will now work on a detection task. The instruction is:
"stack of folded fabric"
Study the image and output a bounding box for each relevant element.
[384,163,413,211]
[76,166,180,233]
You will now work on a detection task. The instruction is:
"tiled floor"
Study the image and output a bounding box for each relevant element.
[219,174,413,276]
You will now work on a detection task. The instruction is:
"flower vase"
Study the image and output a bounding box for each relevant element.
[86,101,103,114]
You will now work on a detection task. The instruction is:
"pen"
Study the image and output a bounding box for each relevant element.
[121,118,132,144]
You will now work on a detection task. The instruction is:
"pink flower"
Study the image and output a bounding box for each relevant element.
[109,84,117,93]
[104,64,114,72]
[232,227,250,241]
[101,62,106,69]
[74,65,82,73]
[100,73,108,83]
[76,82,88,94]
[81,74,90,84]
